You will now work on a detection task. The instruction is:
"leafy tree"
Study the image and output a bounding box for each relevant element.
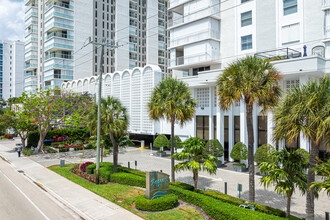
[148,77,197,182]
[174,136,183,150]
[172,137,218,190]
[21,88,92,151]
[216,56,282,203]
[230,142,248,164]
[153,134,170,151]
[0,98,6,115]
[254,144,275,164]
[0,112,11,134]
[87,96,128,172]
[259,148,309,218]
[205,139,224,158]
[273,77,329,219]
[310,159,330,196]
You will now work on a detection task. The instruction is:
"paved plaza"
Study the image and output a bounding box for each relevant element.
[22,144,330,220]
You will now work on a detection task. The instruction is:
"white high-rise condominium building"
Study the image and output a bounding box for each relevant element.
[24,0,170,92]
[0,40,24,100]
[167,0,329,161]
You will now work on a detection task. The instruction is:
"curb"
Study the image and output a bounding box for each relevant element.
[0,152,93,220]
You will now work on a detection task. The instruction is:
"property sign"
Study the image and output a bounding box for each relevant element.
[145,171,170,200]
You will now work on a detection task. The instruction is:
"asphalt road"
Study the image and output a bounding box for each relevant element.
[0,158,77,220]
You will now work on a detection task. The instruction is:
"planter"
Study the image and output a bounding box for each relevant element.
[216,157,222,168]
[233,164,247,172]
[156,151,167,157]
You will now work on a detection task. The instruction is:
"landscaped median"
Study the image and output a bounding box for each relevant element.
[48,163,301,220]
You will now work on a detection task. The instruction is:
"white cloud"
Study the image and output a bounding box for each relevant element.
[0,0,25,41]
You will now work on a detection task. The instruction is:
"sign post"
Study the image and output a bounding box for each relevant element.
[146,171,170,200]
[238,183,242,198]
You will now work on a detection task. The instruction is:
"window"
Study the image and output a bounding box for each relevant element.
[224,116,229,160]
[196,88,209,108]
[283,0,297,15]
[241,11,252,27]
[193,66,210,76]
[241,35,252,50]
[258,116,267,147]
[196,116,209,140]
[285,79,299,91]
[282,23,300,45]
[241,0,251,3]
[234,116,240,144]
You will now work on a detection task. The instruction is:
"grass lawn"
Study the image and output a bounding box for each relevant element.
[49,164,204,220]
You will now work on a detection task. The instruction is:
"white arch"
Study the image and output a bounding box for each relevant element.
[71,81,77,93]
[142,66,154,133]
[77,80,83,93]
[112,72,120,100]
[103,74,111,98]
[89,77,96,95]
[83,79,89,93]
[130,68,142,131]
[121,70,131,129]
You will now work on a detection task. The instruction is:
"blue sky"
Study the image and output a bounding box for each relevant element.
[0,0,25,41]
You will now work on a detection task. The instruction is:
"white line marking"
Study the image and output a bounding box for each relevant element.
[0,169,51,220]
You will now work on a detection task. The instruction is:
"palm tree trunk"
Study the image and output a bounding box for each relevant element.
[286,193,292,218]
[246,103,255,203]
[170,120,175,182]
[193,171,198,190]
[306,143,319,220]
[109,132,118,172]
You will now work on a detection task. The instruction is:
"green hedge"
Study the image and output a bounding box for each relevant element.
[110,172,146,188]
[27,128,89,147]
[86,162,114,174]
[99,167,113,182]
[170,182,194,191]
[135,194,178,211]
[247,202,286,218]
[117,166,146,177]
[196,190,246,206]
[170,185,283,220]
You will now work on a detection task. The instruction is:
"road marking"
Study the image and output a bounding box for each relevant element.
[0,169,51,220]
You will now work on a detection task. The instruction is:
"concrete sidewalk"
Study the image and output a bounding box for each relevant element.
[0,141,141,220]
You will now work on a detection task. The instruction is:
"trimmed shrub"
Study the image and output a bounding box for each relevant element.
[110,172,146,188]
[205,139,224,158]
[230,142,248,161]
[80,162,94,172]
[135,194,178,211]
[170,185,283,220]
[197,190,245,206]
[4,134,14,139]
[99,167,113,182]
[173,136,183,149]
[247,202,286,218]
[117,166,146,177]
[170,182,194,191]
[255,144,275,164]
[153,134,170,151]
[86,162,113,174]
[22,149,34,156]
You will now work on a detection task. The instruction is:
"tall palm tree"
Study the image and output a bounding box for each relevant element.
[216,56,282,203]
[148,77,197,182]
[259,148,309,218]
[173,137,218,190]
[88,96,128,172]
[273,77,330,220]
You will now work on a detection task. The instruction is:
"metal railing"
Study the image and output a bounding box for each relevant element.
[46,32,74,40]
[45,53,73,60]
[255,48,302,60]
[45,1,73,12]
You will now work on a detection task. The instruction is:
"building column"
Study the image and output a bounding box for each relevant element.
[253,105,258,155]
[240,100,248,146]
[209,87,214,140]
[298,74,310,152]
[228,105,234,161]
[216,107,224,162]
[267,111,276,147]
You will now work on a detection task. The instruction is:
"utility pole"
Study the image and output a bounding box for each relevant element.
[90,39,117,184]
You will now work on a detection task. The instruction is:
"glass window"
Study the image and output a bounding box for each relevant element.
[241,35,252,50]
[213,116,217,139]
[241,0,251,3]
[241,11,252,27]
[224,116,229,160]
[284,0,297,16]
[234,116,240,144]
[258,116,267,147]
[196,116,209,140]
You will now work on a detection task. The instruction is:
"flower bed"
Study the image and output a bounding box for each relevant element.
[70,164,107,184]
[52,144,84,149]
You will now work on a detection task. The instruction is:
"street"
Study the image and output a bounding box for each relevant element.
[0,157,77,220]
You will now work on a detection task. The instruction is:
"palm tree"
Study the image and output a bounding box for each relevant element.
[88,96,128,172]
[148,77,197,182]
[216,56,282,202]
[172,137,218,190]
[259,148,309,218]
[310,159,330,196]
[273,77,329,220]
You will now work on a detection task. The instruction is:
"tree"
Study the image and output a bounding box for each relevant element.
[148,77,197,182]
[87,96,128,172]
[259,148,309,218]
[205,139,224,158]
[310,159,330,196]
[216,56,282,202]
[255,144,275,164]
[153,134,170,151]
[174,136,183,150]
[21,88,92,151]
[273,77,329,219]
[0,112,11,134]
[172,137,218,190]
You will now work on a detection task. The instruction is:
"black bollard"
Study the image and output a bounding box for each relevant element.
[128,161,130,169]
[326,212,329,220]
[225,182,227,194]
[135,160,137,169]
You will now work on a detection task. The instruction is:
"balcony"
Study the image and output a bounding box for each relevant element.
[170,52,220,69]
[45,53,73,61]
[24,71,37,78]
[169,0,192,9]
[129,12,138,19]
[170,29,220,48]
[25,3,37,12]
[158,43,166,50]
[44,63,73,71]
[25,63,38,71]
[25,7,38,20]
[46,32,74,41]
[322,0,330,9]
[159,28,165,35]
[129,5,137,10]
[129,44,137,52]
[44,18,74,32]
[45,1,73,12]
[129,27,137,35]
[255,48,302,61]
[45,7,74,21]
[168,6,220,28]
[25,28,38,37]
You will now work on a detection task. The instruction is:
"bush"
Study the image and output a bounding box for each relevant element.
[4,134,14,139]
[205,139,224,158]
[22,149,34,156]
[230,142,248,161]
[85,162,114,174]
[135,194,178,211]
[153,134,169,150]
[110,172,146,188]
[255,144,275,164]
[197,190,245,206]
[117,166,146,177]
[80,162,94,172]
[247,202,286,218]
[99,167,113,182]
[27,128,89,147]
[170,185,283,220]
[173,136,183,149]
[170,182,194,191]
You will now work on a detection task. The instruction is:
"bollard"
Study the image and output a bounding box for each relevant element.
[238,183,242,199]
[160,170,163,172]
[128,161,130,169]
[225,182,227,194]
[326,212,329,220]
[60,160,65,167]
[135,160,137,169]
